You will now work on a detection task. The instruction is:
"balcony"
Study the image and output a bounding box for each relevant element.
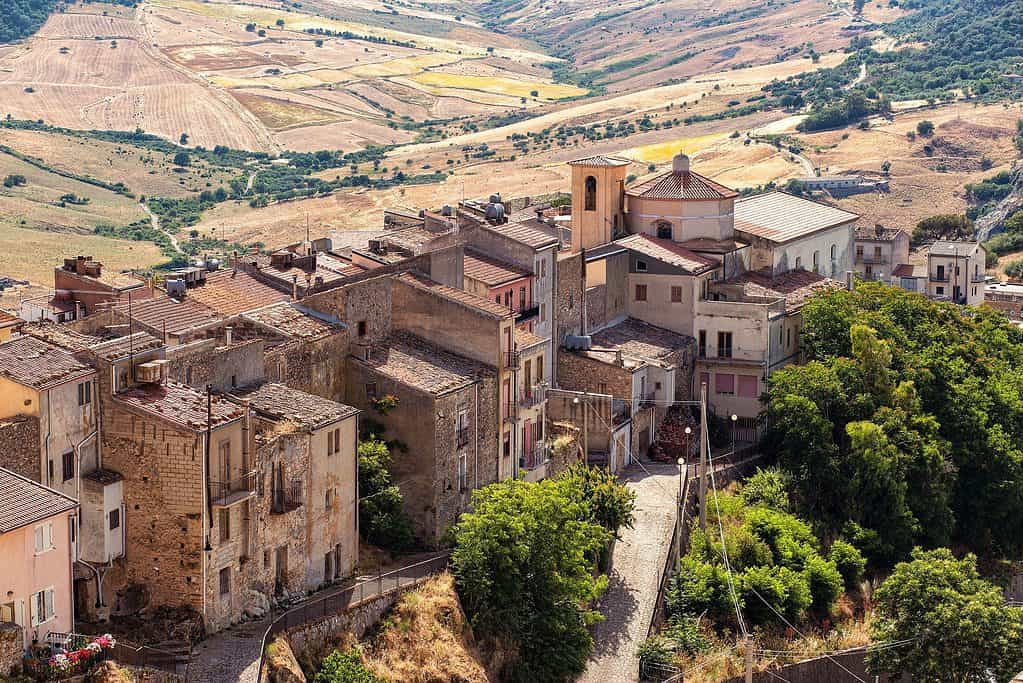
[503,404,517,424]
[515,301,539,322]
[503,351,520,369]
[210,471,257,507]
[855,255,889,265]
[930,273,950,282]
[519,441,549,471]
[271,480,303,514]
[456,427,470,448]
[519,385,545,409]
[638,392,656,409]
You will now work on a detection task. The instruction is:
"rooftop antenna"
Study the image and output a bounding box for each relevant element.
[127,290,134,382]
[306,213,311,244]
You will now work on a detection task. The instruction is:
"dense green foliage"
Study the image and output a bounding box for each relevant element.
[983,210,1023,256]
[665,475,845,633]
[357,440,414,552]
[765,283,1023,564]
[314,647,383,683]
[867,548,1023,682]
[965,170,1016,220]
[451,469,634,682]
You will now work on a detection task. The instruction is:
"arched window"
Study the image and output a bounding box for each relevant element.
[656,221,672,240]
[812,250,820,273]
[830,244,837,261]
[584,176,597,211]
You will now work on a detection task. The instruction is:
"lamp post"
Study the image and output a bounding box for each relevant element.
[730,413,738,460]
[676,456,685,570]
[684,426,692,465]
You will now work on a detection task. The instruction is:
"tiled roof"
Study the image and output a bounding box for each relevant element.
[617,234,718,274]
[237,382,358,429]
[88,332,164,362]
[626,169,738,201]
[357,332,489,395]
[568,154,631,167]
[930,241,982,257]
[484,218,560,249]
[0,467,77,533]
[0,336,95,390]
[724,268,842,313]
[855,225,905,242]
[735,192,859,243]
[384,226,447,251]
[112,294,221,337]
[892,263,925,278]
[397,272,513,319]
[585,318,691,364]
[186,269,290,317]
[114,380,245,431]
[515,328,547,350]
[242,302,345,340]
[463,250,530,286]
[20,322,100,352]
[0,310,23,329]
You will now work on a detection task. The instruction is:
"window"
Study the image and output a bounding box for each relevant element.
[231,374,237,388]
[77,381,91,406]
[698,330,707,358]
[656,222,672,240]
[813,250,820,273]
[219,567,230,597]
[335,544,343,578]
[671,286,683,303]
[47,459,54,483]
[636,259,648,272]
[503,432,511,458]
[715,373,735,395]
[936,286,945,295]
[786,328,791,348]
[737,375,758,398]
[795,256,802,270]
[540,303,545,322]
[831,244,837,261]
[109,508,120,531]
[458,454,467,492]
[635,284,647,302]
[537,356,544,382]
[325,488,333,511]
[333,429,341,454]
[717,331,733,359]
[263,550,270,568]
[584,176,597,211]
[324,552,333,581]
[365,383,377,400]
[62,451,74,482]
[219,508,230,543]
[34,523,54,553]
[357,321,367,337]
[31,589,55,626]
[519,287,526,311]
[327,428,341,456]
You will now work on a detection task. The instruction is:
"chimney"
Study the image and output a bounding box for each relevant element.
[672,153,691,175]
[291,274,299,300]
[875,223,884,237]
[846,271,855,291]
[225,326,233,347]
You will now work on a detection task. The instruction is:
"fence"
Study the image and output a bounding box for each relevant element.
[255,552,451,682]
[30,632,185,678]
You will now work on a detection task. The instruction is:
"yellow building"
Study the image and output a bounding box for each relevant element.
[0,310,23,342]
[568,155,631,252]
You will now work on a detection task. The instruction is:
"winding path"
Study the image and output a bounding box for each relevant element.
[140,201,182,254]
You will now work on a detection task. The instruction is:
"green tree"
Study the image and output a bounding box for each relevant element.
[868,548,1023,682]
[314,647,383,683]
[173,151,191,167]
[357,440,414,551]
[557,464,636,538]
[916,120,935,137]
[828,540,865,590]
[451,478,612,682]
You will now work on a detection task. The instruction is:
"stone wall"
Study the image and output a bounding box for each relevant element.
[558,351,633,399]
[720,648,907,683]
[0,414,41,481]
[0,621,23,677]
[165,339,266,392]
[555,251,584,345]
[302,276,393,345]
[264,332,349,404]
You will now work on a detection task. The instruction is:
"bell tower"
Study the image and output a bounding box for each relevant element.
[567,155,630,252]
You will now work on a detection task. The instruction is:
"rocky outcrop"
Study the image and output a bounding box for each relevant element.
[264,637,305,683]
[976,162,1023,241]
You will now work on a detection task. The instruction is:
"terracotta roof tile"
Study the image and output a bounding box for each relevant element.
[397,272,513,319]
[515,328,548,350]
[626,169,738,201]
[855,225,905,242]
[356,332,490,395]
[0,336,95,390]
[186,269,290,317]
[237,382,358,429]
[114,380,245,431]
[20,322,99,352]
[112,294,221,337]
[88,332,164,361]
[930,240,982,257]
[568,154,631,167]
[0,310,23,329]
[617,234,718,274]
[0,468,77,533]
[584,318,691,365]
[242,302,345,340]
[463,250,530,286]
[735,192,859,243]
[483,218,560,249]
[723,268,842,313]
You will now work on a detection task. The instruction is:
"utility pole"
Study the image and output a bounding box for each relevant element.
[745,634,754,683]
[699,381,708,531]
[581,391,589,467]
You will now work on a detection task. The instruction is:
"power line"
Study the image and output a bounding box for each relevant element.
[708,452,748,636]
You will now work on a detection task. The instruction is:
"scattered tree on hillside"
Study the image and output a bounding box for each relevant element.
[3,174,27,188]
[179,133,189,145]
[172,151,191,167]
[916,120,935,137]
[912,213,972,244]
[867,548,1023,682]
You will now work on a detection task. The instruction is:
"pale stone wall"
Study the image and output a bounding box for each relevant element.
[0,622,23,677]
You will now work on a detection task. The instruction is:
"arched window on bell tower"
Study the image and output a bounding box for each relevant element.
[584,176,597,211]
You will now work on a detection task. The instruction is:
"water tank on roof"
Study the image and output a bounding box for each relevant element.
[485,202,506,222]
[166,279,186,298]
[206,258,221,271]
[489,193,502,204]
[441,205,453,217]
[563,335,592,350]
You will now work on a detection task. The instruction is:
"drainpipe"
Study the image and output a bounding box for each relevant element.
[473,381,479,489]
[43,389,53,486]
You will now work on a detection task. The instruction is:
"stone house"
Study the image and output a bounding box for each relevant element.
[230,383,359,606]
[346,331,498,545]
[854,225,910,282]
[984,281,1023,321]
[0,467,78,657]
[19,256,149,323]
[924,241,987,305]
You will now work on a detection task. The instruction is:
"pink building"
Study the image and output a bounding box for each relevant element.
[0,468,78,656]
[462,249,537,332]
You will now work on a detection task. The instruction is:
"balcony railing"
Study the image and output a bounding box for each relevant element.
[519,385,545,408]
[930,273,950,282]
[271,480,303,514]
[855,255,888,265]
[639,392,656,409]
[456,427,470,448]
[520,441,549,470]
[515,302,539,321]
[211,470,257,506]
[503,351,520,369]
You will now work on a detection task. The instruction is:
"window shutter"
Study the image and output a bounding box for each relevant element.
[45,590,54,621]
[30,594,39,627]
[35,526,43,553]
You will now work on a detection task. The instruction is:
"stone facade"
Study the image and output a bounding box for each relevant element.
[0,415,41,481]
[165,338,266,393]
[0,621,23,677]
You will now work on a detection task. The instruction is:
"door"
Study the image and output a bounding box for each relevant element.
[274,546,288,595]
[524,420,533,467]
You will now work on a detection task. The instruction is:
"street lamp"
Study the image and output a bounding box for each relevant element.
[676,456,685,570]
[730,414,738,459]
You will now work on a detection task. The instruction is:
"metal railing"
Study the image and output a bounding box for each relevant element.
[639,392,656,408]
[515,302,539,320]
[210,470,257,506]
[855,254,888,265]
[42,632,186,675]
[520,441,548,470]
[271,480,303,514]
[930,273,950,282]
[519,385,545,408]
[256,552,451,682]
[503,351,520,369]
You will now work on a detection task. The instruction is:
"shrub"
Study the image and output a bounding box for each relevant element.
[739,468,790,510]
[666,555,736,622]
[916,120,935,137]
[741,565,789,626]
[829,540,866,591]
[803,554,843,612]
[314,647,382,683]
[1005,260,1023,279]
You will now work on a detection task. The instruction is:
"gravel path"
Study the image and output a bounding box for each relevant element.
[579,459,680,683]
[188,617,267,683]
